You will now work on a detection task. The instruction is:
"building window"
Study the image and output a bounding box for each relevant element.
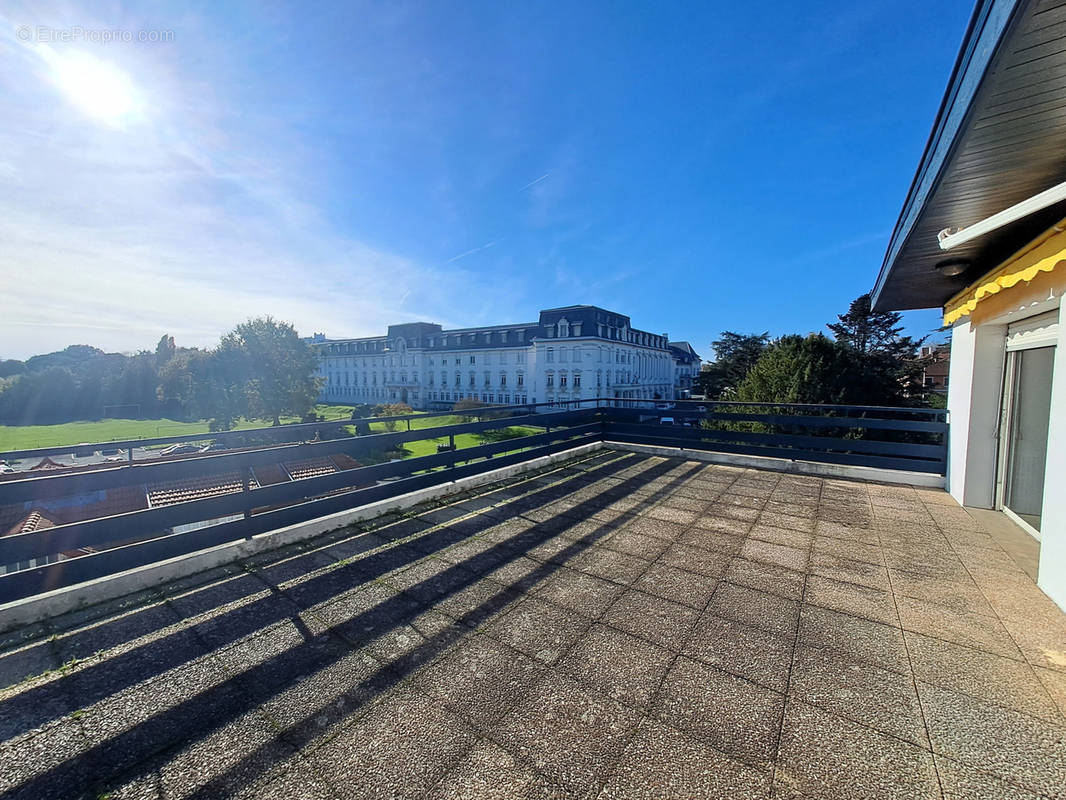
[547,348,554,363]
[546,373,554,388]
[517,372,524,387]
[573,373,581,389]
[470,355,476,365]
[500,373,507,387]
[560,373,568,388]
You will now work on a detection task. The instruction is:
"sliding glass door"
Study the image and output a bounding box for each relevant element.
[999,345,1055,533]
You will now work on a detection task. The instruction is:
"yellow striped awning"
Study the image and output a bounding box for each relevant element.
[944,222,1066,326]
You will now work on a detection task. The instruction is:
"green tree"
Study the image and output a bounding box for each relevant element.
[376,402,413,431]
[828,293,930,402]
[734,334,908,406]
[217,317,321,426]
[827,293,924,359]
[696,331,770,399]
[155,334,176,366]
[0,359,24,378]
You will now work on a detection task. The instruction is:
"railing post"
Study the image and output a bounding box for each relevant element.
[242,467,253,520]
[449,434,456,469]
[127,447,134,467]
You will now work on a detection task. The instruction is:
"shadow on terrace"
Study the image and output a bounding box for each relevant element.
[0,450,700,798]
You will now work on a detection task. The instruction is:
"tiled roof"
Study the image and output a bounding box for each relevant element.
[147,472,256,508]
[284,457,339,481]
[30,457,68,471]
[5,508,59,537]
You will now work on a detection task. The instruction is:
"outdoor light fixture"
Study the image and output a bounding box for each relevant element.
[938,179,1066,250]
[934,259,970,277]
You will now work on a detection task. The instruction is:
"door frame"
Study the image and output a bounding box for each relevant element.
[994,342,1055,541]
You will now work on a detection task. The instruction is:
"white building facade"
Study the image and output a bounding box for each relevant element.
[310,306,676,409]
[668,341,701,399]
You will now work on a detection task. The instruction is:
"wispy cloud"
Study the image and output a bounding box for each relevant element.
[518,172,549,192]
[777,229,891,270]
[445,240,496,264]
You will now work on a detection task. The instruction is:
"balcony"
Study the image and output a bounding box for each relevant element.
[1,402,1063,798]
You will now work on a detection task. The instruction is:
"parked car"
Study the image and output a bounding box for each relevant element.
[696,406,707,412]
[659,417,675,426]
[100,447,120,455]
[0,464,16,474]
[160,443,201,456]
[655,402,675,410]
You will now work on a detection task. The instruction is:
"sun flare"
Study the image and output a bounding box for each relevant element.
[46,50,140,125]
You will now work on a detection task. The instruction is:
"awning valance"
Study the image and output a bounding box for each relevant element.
[943,222,1066,326]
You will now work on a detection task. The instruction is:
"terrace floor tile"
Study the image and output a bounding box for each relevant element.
[558,623,674,709]
[709,582,801,639]
[788,644,928,746]
[684,612,794,692]
[492,672,641,798]
[481,595,590,665]
[775,698,940,800]
[633,561,718,610]
[918,681,1066,797]
[597,718,772,799]
[653,656,785,765]
[601,588,701,651]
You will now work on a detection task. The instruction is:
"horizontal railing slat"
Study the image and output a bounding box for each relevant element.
[606,432,945,473]
[0,399,599,461]
[0,434,601,604]
[0,423,602,564]
[0,410,592,505]
[609,408,946,434]
[602,422,946,460]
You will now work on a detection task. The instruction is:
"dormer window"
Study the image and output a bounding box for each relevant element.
[558,318,570,337]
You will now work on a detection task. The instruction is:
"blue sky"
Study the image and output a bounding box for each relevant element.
[0,0,971,360]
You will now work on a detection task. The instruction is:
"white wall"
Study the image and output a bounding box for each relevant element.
[946,319,1006,507]
[1038,305,1066,610]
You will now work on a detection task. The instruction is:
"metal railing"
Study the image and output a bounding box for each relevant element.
[0,399,947,604]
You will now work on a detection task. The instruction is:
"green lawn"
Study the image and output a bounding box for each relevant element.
[0,405,544,453]
[0,404,358,451]
[394,425,541,459]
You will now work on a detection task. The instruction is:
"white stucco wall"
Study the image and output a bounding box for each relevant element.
[1037,305,1066,611]
[946,319,1006,508]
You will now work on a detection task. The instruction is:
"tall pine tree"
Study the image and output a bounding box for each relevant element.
[827,293,924,360]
